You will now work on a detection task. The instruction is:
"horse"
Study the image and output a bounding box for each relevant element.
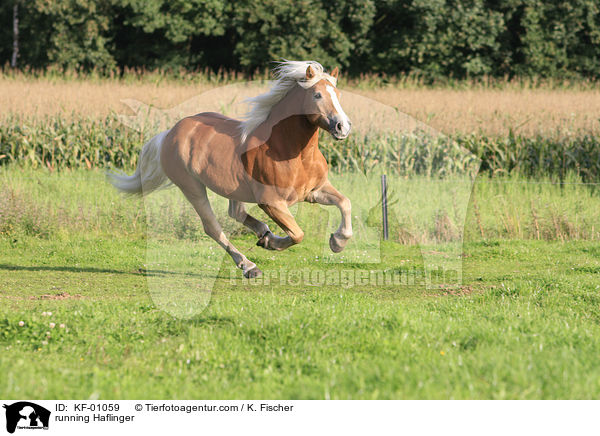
[109,60,353,278]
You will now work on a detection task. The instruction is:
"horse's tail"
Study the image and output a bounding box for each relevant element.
[107,130,172,196]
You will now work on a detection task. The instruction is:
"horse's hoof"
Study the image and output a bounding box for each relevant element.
[329,233,346,253]
[257,231,275,250]
[244,266,262,279]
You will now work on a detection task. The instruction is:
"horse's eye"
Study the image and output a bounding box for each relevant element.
[314,92,322,99]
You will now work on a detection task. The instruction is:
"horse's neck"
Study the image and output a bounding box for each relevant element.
[267,115,319,159]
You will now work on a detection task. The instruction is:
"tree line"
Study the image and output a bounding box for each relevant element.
[1,0,599,79]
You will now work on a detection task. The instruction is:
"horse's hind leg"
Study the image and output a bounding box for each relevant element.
[228,200,270,237]
[256,201,304,251]
[183,186,261,278]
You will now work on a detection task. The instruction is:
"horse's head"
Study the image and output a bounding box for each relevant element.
[302,65,352,140]
[240,61,352,145]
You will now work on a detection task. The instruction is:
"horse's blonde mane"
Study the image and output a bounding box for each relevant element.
[240,60,337,143]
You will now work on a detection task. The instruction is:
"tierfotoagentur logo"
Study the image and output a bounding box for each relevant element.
[114,62,480,319]
[3,402,50,434]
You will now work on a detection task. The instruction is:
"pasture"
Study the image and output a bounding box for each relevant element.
[1,73,600,399]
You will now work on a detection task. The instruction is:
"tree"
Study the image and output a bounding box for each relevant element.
[11,1,18,68]
[230,0,376,73]
[33,0,116,71]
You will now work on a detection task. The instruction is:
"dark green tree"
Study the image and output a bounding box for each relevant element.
[112,0,229,69]
[517,0,600,77]
[371,0,510,78]
[1,0,600,79]
[35,0,116,71]
[230,0,376,72]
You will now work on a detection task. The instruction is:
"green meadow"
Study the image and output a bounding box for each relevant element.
[1,168,599,399]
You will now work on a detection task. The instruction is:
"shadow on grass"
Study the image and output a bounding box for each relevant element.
[187,314,235,327]
[0,263,206,278]
[156,315,236,335]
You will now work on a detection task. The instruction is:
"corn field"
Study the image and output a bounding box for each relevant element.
[1,114,600,182]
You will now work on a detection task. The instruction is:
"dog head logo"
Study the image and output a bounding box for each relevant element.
[3,402,50,433]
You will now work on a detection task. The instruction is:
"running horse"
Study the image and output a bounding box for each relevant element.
[110,61,353,278]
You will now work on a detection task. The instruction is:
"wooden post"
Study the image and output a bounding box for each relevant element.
[381,174,389,241]
[11,2,19,68]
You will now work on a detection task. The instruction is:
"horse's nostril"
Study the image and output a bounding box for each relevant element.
[336,122,342,132]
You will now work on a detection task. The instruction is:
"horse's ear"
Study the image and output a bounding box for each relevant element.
[306,65,316,80]
[330,67,339,79]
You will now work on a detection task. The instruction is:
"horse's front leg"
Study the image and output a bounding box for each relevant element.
[307,180,352,253]
[257,202,304,251]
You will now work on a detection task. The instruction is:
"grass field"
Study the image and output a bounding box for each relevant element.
[2,229,600,399]
[1,168,600,399]
[2,71,600,399]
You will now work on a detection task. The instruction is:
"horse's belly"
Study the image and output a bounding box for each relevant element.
[193,146,256,201]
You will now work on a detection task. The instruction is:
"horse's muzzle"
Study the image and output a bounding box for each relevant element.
[329,117,352,140]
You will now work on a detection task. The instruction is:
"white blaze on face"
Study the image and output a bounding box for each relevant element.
[326,85,351,137]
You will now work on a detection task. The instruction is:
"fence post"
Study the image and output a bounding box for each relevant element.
[381,174,389,241]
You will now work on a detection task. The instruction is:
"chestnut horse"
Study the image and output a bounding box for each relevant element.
[110,61,353,278]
